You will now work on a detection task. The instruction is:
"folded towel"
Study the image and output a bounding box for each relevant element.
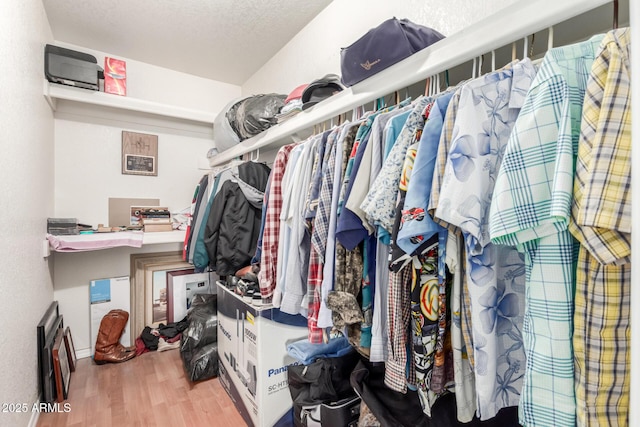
[287,336,353,365]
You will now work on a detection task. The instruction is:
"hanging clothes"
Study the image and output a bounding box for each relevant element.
[489,35,605,427]
[318,122,363,329]
[435,59,535,420]
[273,143,305,308]
[568,28,631,427]
[279,136,319,315]
[256,144,297,298]
[306,129,334,342]
[203,161,270,276]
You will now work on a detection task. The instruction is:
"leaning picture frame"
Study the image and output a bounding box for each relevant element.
[52,329,71,402]
[63,327,77,372]
[167,269,216,323]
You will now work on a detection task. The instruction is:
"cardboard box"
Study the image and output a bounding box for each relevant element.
[216,282,307,427]
[104,57,126,96]
[143,223,173,233]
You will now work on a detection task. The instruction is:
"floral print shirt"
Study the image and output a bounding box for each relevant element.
[435,59,536,420]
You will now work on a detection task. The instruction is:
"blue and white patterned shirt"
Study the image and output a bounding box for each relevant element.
[435,59,535,420]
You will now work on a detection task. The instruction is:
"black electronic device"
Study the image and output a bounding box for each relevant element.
[45,44,103,91]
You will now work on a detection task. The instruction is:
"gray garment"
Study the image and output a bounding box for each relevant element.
[279,136,318,315]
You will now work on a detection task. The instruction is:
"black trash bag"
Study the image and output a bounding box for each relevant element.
[181,294,218,351]
[180,293,218,381]
[227,94,286,140]
[184,342,219,382]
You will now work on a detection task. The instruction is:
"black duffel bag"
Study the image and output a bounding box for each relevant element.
[288,351,361,426]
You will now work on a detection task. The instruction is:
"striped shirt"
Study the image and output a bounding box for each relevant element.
[568,28,631,427]
[489,34,604,427]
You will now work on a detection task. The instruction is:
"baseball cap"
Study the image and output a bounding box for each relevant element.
[285,84,308,104]
[301,74,345,110]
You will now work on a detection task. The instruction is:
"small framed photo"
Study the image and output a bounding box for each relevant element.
[63,327,77,372]
[52,329,71,402]
[122,131,158,176]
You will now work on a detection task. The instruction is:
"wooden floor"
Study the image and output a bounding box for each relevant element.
[37,349,247,427]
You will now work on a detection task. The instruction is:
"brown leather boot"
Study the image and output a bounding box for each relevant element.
[94,309,136,364]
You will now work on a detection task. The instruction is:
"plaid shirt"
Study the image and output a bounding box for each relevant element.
[429,88,462,234]
[307,130,338,343]
[257,143,297,298]
[490,35,604,427]
[568,29,631,427]
[384,264,413,393]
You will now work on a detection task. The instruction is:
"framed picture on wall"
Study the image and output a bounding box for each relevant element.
[122,131,158,176]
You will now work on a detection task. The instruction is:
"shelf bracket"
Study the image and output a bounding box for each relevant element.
[43,80,57,111]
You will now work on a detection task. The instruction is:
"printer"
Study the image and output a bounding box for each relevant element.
[45,44,104,91]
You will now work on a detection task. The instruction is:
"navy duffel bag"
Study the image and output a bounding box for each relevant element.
[340,17,445,87]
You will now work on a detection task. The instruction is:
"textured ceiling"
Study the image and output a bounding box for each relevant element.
[42,0,333,85]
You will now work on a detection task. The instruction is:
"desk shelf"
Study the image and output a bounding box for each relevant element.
[46,230,185,256]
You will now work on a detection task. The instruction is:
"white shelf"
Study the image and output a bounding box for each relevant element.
[46,230,185,255]
[208,0,609,167]
[44,80,215,125]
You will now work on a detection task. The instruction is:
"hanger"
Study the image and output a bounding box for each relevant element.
[472,57,477,79]
[548,26,554,51]
[512,42,517,61]
[613,0,619,29]
[250,148,260,162]
[491,50,496,72]
[523,36,529,58]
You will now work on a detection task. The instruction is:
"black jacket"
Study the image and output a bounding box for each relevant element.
[204,161,270,276]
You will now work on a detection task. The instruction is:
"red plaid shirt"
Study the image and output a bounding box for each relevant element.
[258,143,297,298]
[306,246,324,343]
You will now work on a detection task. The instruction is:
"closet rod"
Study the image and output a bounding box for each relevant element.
[209,0,610,167]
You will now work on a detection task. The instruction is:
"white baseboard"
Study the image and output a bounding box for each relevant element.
[76,348,92,359]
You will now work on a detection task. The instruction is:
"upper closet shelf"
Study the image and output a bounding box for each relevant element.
[208,0,610,167]
[43,80,216,125]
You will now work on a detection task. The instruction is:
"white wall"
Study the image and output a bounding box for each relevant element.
[53,243,183,355]
[242,0,519,96]
[54,119,211,225]
[57,42,241,115]
[0,1,55,426]
[50,40,243,362]
[50,70,235,363]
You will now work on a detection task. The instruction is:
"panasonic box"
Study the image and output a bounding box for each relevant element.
[45,44,103,91]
